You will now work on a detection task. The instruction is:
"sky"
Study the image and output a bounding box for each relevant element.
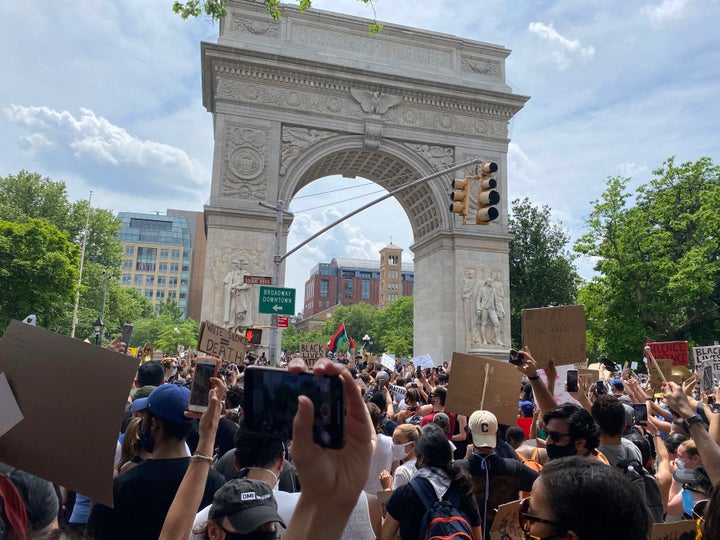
[2,0,719,311]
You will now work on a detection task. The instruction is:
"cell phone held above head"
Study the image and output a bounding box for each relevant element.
[187,357,219,413]
[508,348,526,366]
[242,366,346,449]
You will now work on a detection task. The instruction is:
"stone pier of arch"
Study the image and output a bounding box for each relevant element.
[200,0,529,363]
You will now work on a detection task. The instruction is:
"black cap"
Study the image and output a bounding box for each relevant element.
[208,479,286,534]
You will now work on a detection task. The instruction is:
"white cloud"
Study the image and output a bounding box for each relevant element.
[528,22,596,70]
[643,0,691,27]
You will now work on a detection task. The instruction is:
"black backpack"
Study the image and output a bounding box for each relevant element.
[410,477,474,540]
[616,458,664,524]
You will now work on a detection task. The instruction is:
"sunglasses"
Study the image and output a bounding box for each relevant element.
[519,498,565,536]
[545,431,571,444]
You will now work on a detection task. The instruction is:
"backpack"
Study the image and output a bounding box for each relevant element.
[0,471,29,540]
[615,458,664,524]
[409,477,473,540]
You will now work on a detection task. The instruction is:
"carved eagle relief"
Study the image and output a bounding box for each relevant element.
[350,88,403,115]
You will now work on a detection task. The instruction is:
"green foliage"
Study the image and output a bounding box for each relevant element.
[128,301,200,353]
[155,318,201,354]
[575,157,720,363]
[172,0,382,33]
[371,296,413,357]
[508,198,580,347]
[0,219,79,329]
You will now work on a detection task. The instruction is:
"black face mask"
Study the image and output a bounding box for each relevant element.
[545,442,576,461]
[139,420,155,453]
[222,529,278,540]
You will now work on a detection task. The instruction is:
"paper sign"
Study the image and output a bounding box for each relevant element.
[577,369,600,391]
[0,372,23,438]
[522,305,586,368]
[0,320,138,507]
[444,352,521,426]
[389,384,406,399]
[381,353,396,370]
[412,353,434,370]
[198,321,247,364]
[647,340,689,366]
[299,342,325,368]
[490,499,523,540]
[693,345,720,382]
[650,519,696,539]
[538,365,580,407]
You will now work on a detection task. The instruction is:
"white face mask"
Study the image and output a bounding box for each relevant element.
[170,367,178,376]
[391,443,410,461]
[675,458,686,470]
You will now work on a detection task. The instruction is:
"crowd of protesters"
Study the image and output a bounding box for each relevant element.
[1,340,720,540]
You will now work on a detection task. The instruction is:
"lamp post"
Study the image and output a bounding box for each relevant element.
[93,317,104,346]
[362,334,373,353]
[100,270,112,321]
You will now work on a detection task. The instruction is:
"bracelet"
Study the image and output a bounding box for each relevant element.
[528,375,540,381]
[645,397,653,401]
[190,453,214,464]
[684,414,703,427]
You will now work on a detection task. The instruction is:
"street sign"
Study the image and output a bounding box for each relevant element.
[243,275,272,285]
[277,316,289,328]
[258,286,296,315]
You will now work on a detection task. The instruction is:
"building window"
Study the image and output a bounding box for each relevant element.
[361,280,370,300]
[168,291,177,300]
[318,301,322,308]
[123,260,133,270]
[325,300,330,308]
[170,263,179,273]
[389,255,398,265]
[144,289,153,298]
[320,280,329,298]
[344,278,353,298]
[122,274,131,285]
[169,277,178,287]
[160,249,169,258]
[134,275,142,285]
[171,249,180,259]
[158,262,167,272]
[145,275,155,286]
[125,246,134,256]
[157,276,166,286]
[135,247,157,272]
[156,290,165,300]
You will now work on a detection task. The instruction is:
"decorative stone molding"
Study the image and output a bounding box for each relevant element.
[229,11,281,37]
[460,56,502,79]
[280,126,339,176]
[222,124,270,199]
[363,123,383,149]
[350,88,402,115]
[404,143,455,172]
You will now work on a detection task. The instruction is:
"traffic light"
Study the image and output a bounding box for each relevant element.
[449,177,471,225]
[476,161,499,225]
[245,328,263,344]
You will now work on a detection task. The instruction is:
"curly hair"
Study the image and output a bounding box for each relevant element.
[590,394,626,437]
[543,403,600,453]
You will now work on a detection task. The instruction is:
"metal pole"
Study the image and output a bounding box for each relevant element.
[100,271,110,321]
[71,191,92,338]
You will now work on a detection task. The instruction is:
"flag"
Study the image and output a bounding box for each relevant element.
[327,323,348,353]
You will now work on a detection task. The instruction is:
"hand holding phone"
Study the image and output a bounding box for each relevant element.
[120,323,133,353]
[509,349,526,366]
[566,369,579,393]
[188,357,219,413]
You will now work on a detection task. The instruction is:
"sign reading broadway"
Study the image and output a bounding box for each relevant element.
[258,286,296,316]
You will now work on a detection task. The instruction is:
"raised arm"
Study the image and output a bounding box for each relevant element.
[515,347,557,416]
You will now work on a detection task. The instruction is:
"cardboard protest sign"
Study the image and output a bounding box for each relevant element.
[577,369,600,392]
[299,342,325,368]
[693,345,720,382]
[0,320,138,507]
[522,305,586,368]
[0,373,23,438]
[490,499,523,540]
[538,365,580,407]
[198,321,247,364]
[647,340,689,366]
[444,352,521,426]
[389,384,406,399]
[650,519,696,539]
[412,353,434,370]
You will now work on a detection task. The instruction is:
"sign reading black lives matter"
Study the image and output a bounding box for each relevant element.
[693,345,720,389]
[299,342,325,368]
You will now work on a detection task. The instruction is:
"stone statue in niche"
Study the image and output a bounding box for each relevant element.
[476,275,505,346]
[462,268,480,345]
[223,258,253,330]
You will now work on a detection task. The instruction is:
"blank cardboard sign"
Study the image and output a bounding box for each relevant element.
[522,305,586,368]
[0,320,138,507]
[444,352,521,426]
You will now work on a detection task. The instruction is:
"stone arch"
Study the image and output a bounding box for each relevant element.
[279,135,451,241]
[200,0,528,363]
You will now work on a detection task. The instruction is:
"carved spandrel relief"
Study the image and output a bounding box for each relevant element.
[350,89,402,115]
[463,267,506,347]
[404,143,454,172]
[229,11,281,37]
[460,56,502,79]
[280,127,338,176]
[222,125,270,200]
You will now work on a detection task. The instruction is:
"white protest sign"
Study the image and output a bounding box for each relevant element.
[693,345,720,390]
[0,373,23,439]
[381,353,395,370]
[630,361,638,371]
[412,353,434,370]
[389,384,406,399]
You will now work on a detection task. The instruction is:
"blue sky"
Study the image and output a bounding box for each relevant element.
[2,0,719,310]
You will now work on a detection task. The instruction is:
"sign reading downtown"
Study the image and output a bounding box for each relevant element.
[258,286,296,316]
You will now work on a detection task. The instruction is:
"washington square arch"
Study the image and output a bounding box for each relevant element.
[199,0,529,364]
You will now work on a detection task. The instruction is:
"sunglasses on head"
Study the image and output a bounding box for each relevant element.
[519,498,566,537]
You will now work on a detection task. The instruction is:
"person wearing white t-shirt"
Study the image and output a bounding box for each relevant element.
[379,424,423,491]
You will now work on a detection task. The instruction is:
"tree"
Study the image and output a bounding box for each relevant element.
[372,296,413,357]
[172,0,383,34]
[0,219,79,329]
[508,198,580,347]
[575,157,720,363]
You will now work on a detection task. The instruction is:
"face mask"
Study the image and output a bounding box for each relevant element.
[545,443,576,461]
[223,530,278,540]
[171,367,178,376]
[391,443,410,461]
[139,420,155,453]
[675,458,686,470]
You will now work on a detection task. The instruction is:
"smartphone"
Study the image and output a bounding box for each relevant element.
[508,349,526,366]
[410,383,418,389]
[377,377,386,390]
[632,403,648,425]
[187,357,219,413]
[120,323,133,352]
[243,366,345,449]
[566,369,579,393]
[228,363,237,372]
[595,380,607,394]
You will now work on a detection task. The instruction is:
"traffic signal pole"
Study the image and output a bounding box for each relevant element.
[260,156,488,364]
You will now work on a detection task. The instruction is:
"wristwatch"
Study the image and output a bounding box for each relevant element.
[684,414,703,427]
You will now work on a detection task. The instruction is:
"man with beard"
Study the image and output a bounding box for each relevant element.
[542,403,607,463]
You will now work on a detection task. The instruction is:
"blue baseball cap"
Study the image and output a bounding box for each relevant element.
[131,397,149,412]
[519,401,535,416]
[147,384,192,423]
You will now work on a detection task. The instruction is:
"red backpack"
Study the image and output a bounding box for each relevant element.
[0,472,28,540]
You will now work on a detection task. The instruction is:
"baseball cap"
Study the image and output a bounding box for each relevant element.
[376,371,389,383]
[468,410,498,448]
[519,401,534,416]
[209,479,286,534]
[432,412,451,434]
[147,384,192,424]
[610,379,624,391]
[131,397,149,413]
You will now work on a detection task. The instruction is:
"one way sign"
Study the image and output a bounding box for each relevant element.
[258,286,296,316]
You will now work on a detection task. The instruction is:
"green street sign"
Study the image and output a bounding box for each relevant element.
[258,286,296,316]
